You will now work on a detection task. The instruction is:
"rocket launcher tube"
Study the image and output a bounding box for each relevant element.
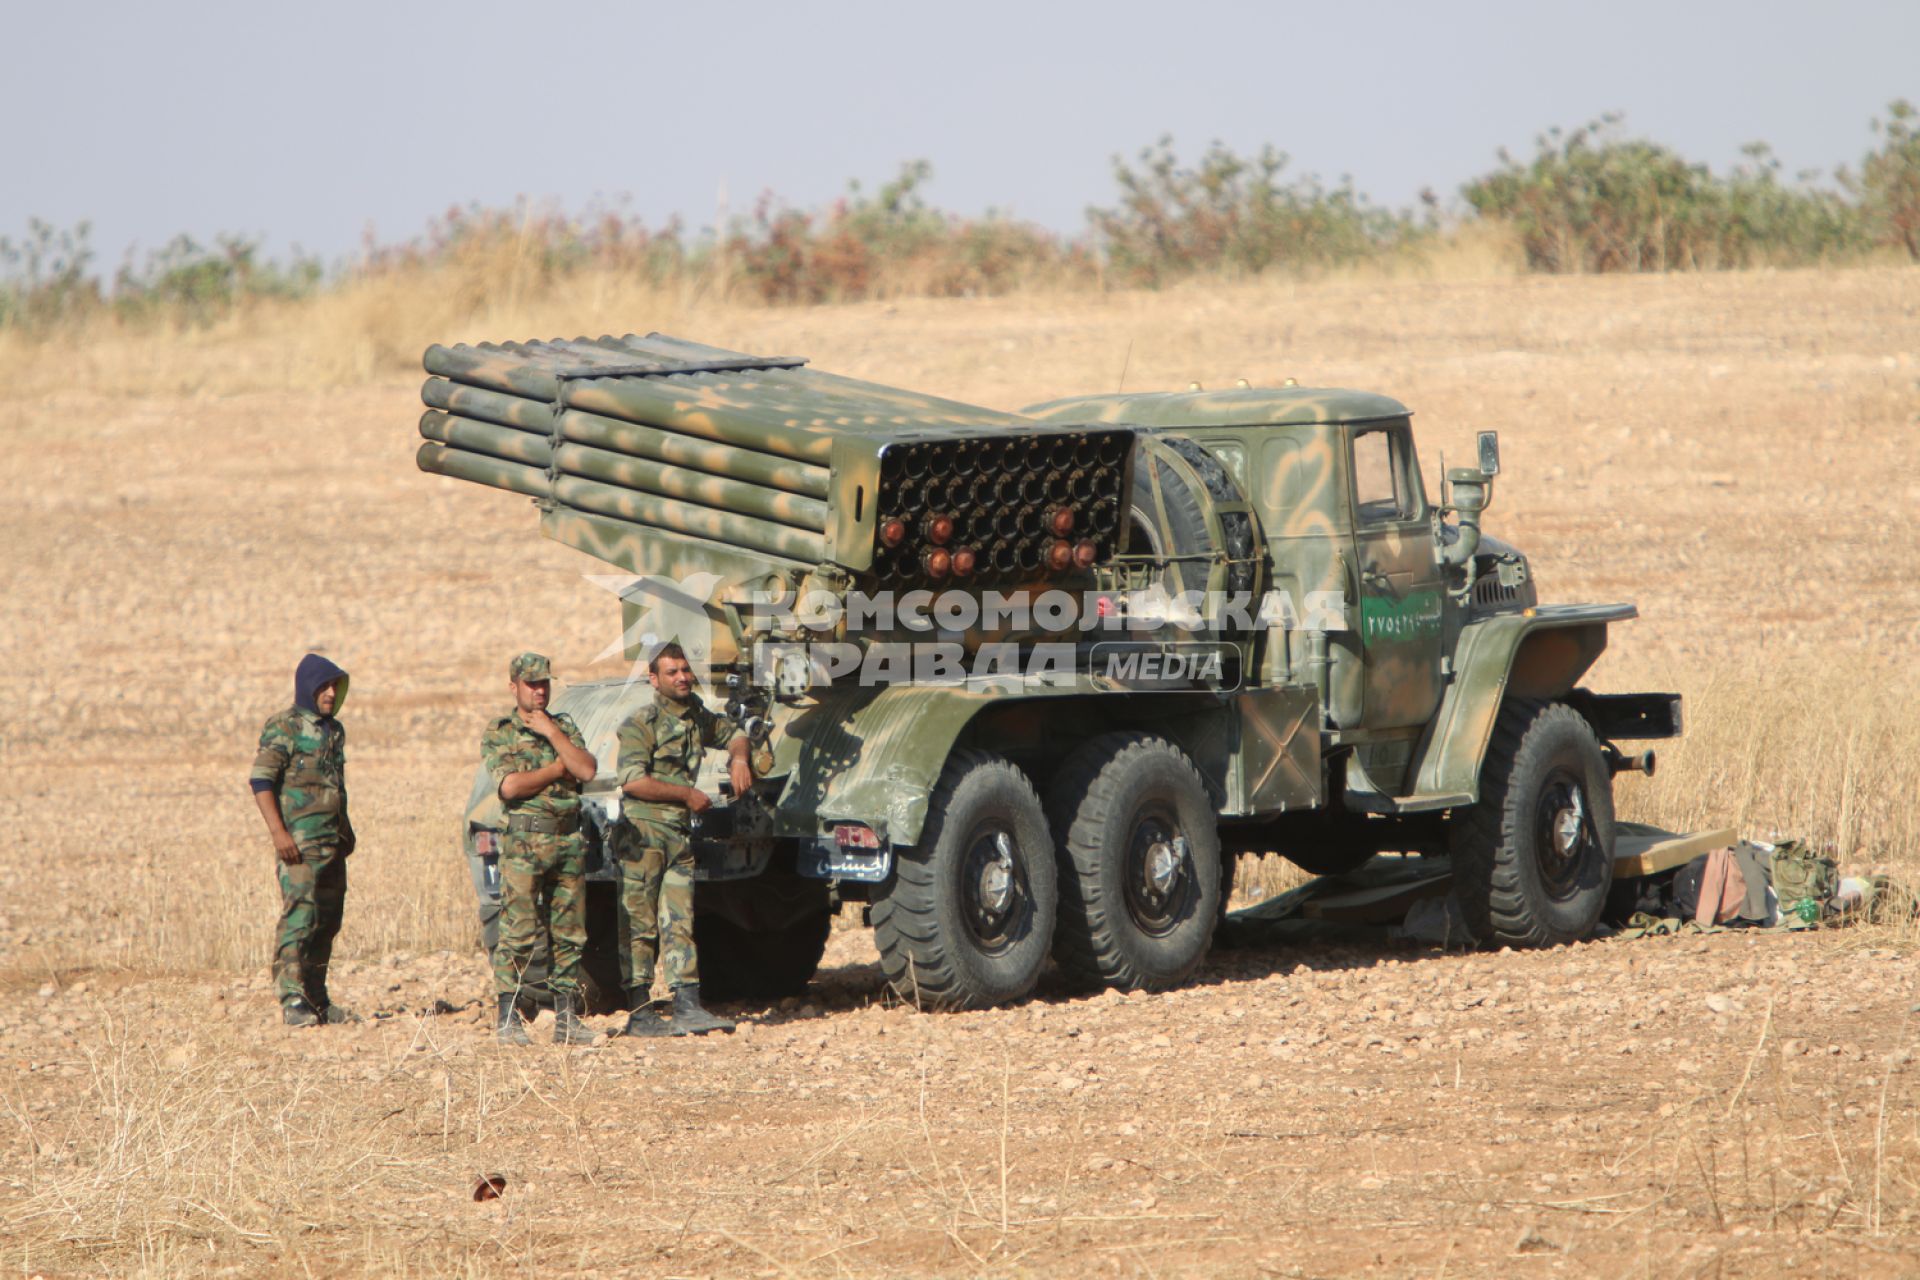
[416,442,549,499]
[559,409,830,500]
[420,378,556,432]
[563,377,838,465]
[553,475,829,564]
[553,443,829,532]
[419,411,553,468]
[424,343,568,401]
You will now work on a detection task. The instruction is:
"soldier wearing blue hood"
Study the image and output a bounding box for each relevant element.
[249,653,357,1027]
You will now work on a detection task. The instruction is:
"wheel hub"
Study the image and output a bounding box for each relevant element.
[1124,810,1192,937]
[1144,839,1182,897]
[1534,768,1594,898]
[962,826,1024,951]
[978,833,1015,915]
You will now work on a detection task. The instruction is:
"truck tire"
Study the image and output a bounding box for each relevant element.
[1129,436,1257,601]
[694,911,832,1002]
[872,751,1057,1011]
[1049,733,1223,991]
[690,867,835,1002]
[1449,699,1615,946]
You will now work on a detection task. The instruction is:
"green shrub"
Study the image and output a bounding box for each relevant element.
[1463,115,1871,273]
[1089,138,1421,286]
[0,219,104,331]
[1853,99,1920,259]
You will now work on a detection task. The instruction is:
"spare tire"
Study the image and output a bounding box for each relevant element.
[1128,435,1257,605]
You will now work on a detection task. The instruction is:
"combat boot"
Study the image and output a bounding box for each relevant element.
[494,993,531,1046]
[616,988,671,1039]
[551,991,598,1046]
[282,997,320,1028]
[306,983,361,1024]
[669,984,735,1036]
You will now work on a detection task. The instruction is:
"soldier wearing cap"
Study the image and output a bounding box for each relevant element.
[612,642,752,1036]
[479,652,600,1045]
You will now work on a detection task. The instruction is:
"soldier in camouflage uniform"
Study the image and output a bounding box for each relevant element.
[250,653,358,1027]
[613,642,753,1037]
[480,652,601,1046]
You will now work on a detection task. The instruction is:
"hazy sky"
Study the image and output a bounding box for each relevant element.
[5,0,1915,270]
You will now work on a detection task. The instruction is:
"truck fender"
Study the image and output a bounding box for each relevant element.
[775,684,1005,846]
[1403,604,1637,803]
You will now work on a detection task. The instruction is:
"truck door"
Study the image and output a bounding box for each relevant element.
[1348,422,1444,730]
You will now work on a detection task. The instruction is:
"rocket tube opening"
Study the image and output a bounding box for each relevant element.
[1046,540,1075,573]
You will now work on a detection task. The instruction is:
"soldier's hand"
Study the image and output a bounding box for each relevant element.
[729,757,753,799]
[684,786,714,815]
[271,830,301,864]
[521,708,560,739]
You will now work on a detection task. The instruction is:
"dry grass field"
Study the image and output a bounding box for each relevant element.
[1,266,1918,1276]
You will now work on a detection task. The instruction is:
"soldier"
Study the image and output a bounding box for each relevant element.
[480,652,600,1046]
[250,652,358,1027]
[613,642,752,1037]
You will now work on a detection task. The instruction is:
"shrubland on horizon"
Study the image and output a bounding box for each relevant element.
[3,102,1917,342]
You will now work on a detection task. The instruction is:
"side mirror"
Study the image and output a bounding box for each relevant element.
[1476,431,1501,476]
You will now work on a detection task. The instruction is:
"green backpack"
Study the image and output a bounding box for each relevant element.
[1769,839,1839,923]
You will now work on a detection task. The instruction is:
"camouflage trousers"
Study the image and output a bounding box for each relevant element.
[493,831,585,998]
[616,817,698,993]
[467,840,552,999]
[273,847,347,1007]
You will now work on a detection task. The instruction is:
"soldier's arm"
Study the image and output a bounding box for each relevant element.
[618,716,711,813]
[499,758,570,801]
[700,707,753,799]
[249,724,301,864]
[726,736,752,799]
[549,713,598,784]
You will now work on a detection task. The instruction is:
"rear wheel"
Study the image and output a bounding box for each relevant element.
[1049,734,1222,991]
[693,869,833,1002]
[1450,700,1614,946]
[694,912,832,1002]
[872,751,1057,1010]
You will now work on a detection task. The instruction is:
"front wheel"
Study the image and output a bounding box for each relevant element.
[1048,734,1223,991]
[1450,699,1614,946]
[871,751,1057,1010]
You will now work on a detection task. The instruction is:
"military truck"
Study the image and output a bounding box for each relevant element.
[420,333,1679,1011]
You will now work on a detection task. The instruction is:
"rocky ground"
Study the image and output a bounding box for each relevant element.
[3,267,1917,1275]
[5,919,1918,1277]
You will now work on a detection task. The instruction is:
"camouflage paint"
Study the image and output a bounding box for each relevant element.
[272,850,346,1006]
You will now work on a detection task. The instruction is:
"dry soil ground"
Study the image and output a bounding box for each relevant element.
[2,268,1919,1277]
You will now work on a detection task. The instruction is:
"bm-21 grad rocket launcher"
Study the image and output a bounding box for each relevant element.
[420,334,1143,1011]
[422,332,1681,1013]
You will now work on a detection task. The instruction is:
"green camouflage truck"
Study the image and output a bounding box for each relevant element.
[420,334,1679,1011]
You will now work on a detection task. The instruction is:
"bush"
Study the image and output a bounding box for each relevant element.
[1463,115,1871,273]
[1089,138,1421,286]
[1853,99,1920,259]
[726,161,1070,303]
[0,219,104,331]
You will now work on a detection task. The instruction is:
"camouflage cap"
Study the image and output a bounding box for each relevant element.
[509,652,553,682]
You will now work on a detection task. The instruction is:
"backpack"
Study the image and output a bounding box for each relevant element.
[1769,839,1839,922]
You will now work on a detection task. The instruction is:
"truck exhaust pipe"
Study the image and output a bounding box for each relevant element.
[1605,747,1657,777]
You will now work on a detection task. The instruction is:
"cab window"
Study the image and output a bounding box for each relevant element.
[1351,425,1418,523]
